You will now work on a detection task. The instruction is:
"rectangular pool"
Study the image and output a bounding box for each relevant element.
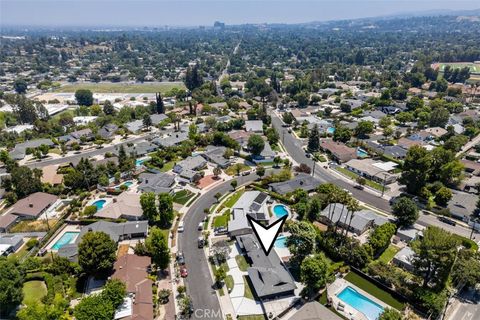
[52,231,80,250]
[337,286,384,320]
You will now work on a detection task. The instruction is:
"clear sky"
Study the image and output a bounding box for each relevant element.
[1,0,479,27]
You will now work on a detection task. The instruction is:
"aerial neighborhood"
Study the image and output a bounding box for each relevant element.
[1,7,480,320]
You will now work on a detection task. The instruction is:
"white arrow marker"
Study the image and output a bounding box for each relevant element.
[247,215,287,255]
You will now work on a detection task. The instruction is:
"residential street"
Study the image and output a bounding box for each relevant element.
[178,174,258,319]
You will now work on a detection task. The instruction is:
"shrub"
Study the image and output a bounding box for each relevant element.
[82,205,97,217]
[26,238,39,249]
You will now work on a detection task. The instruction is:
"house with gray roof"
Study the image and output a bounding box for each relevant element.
[319,203,389,235]
[0,213,18,233]
[269,173,321,194]
[228,191,269,237]
[0,234,24,256]
[288,301,343,320]
[98,124,118,140]
[245,120,263,133]
[70,128,94,141]
[173,156,206,182]
[126,120,144,133]
[58,221,148,262]
[150,113,168,125]
[237,234,296,299]
[447,191,478,222]
[392,246,415,271]
[9,139,55,160]
[138,172,176,194]
[202,146,232,168]
[152,131,189,148]
[252,141,276,163]
[114,141,157,157]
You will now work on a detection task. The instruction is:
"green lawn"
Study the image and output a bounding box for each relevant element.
[173,190,195,205]
[225,275,234,292]
[159,160,175,172]
[23,281,47,306]
[54,82,185,93]
[225,163,251,176]
[376,245,400,264]
[243,276,255,300]
[236,255,249,272]
[335,167,388,192]
[213,210,231,228]
[224,190,245,208]
[344,272,404,310]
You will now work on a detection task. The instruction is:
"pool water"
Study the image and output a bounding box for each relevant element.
[273,204,289,218]
[52,232,80,250]
[123,181,133,188]
[135,159,145,167]
[92,199,107,210]
[357,148,368,158]
[327,127,335,134]
[274,235,288,248]
[337,286,384,320]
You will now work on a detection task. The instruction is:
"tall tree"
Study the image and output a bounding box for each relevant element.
[158,193,174,228]
[307,124,320,152]
[155,92,165,114]
[286,221,317,266]
[78,231,117,276]
[247,134,265,156]
[140,192,159,223]
[0,257,24,316]
[400,145,432,194]
[146,226,171,270]
[392,197,419,227]
[75,89,94,106]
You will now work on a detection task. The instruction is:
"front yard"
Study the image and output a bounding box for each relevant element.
[213,209,231,228]
[335,167,388,192]
[173,190,195,205]
[235,255,249,272]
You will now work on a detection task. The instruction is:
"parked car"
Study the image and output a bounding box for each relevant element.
[438,216,457,226]
[241,170,251,176]
[354,184,364,190]
[214,226,227,235]
[176,251,185,265]
[198,237,205,248]
[180,266,188,277]
[178,221,184,232]
[305,152,311,158]
[198,222,204,231]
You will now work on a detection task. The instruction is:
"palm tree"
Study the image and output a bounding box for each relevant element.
[345,198,360,238]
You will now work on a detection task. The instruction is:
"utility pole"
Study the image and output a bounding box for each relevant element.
[312,158,316,177]
[381,173,387,197]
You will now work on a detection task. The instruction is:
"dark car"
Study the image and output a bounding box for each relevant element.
[176,251,185,265]
[214,226,227,235]
[198,237,205,248]
[354,184,364,190]
[438,216,457,226]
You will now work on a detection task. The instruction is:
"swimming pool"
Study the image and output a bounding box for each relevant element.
[357,148,368,158]
[52,232,80,250]
[273,204,289,218]
[274,235,288,248]
[92,199,107,210]
[337,286,384,320]
[135,159,145,167]
[122,181,133,188]
[327,127,335,134]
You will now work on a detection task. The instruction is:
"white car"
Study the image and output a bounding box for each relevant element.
[178,221,184,232]
[198,222,204,231]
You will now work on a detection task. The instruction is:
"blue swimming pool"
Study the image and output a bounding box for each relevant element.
[123,181,133,188]
[357,148,368,158]
[274,235,288,248]
[327,127,335,134]
[337,286,384,320]
[52,231,80,250]
[92,199,106,210]
[273,204,289,218]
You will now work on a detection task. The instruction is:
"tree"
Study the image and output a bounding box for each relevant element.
[247,134,265,156]
[379,116,392,129]
[444,135,468,152]
[155,92,165,114]
[75,89,94,106]
[295,163,312,174]
[400,146,432,194]
[282,112,294,125]
[141,192,159,223]
[9,165,42,198]
[451,250,480,288]
[378,308,402,320]
[213,166,222,178]
[286,221,317,266]
[307,196,322,222]
[333,125,352,143]
[0,257,24,315]
[101,279,126,308]
[368,223,397,257]
[256,165,265,178]
[214,266,227,287]
[74,294,114,320]
[185,65,203,91]
[14,78,28,93]
[356,176,366,186]
[392,197,419,227]
[78,231,117,275]
[300,253,330,297]
[146,226,171,270]
[230,180,238,190]
[435,187,452,206]
[355,120,375,137]
[142,114,152,129]
[429,107,450,128]
[158,193,174,228]
[411,226,458,289]
[103,100,115,115]
[307,124,320,152]
[340,101,351,113]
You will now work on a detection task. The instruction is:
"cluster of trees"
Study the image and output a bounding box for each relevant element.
[140,192,175,227]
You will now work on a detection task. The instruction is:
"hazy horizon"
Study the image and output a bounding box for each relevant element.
[1,0,479,28]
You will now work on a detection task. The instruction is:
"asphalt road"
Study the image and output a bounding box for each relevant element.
[25,134,154,169]
[270,112,478,240]
[178,174,258,320]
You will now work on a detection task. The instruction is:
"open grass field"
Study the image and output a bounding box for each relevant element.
[433,62,480,74]
[54,82,185,93]
[344,272,405,310]
[23,281,48,306]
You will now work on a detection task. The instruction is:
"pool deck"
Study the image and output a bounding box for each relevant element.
[328,278,391,320]
[45,224,82,251]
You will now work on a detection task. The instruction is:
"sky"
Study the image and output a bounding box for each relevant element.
[1,0,479,27]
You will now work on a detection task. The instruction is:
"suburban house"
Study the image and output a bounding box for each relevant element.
[245,120,263,133]
[0,213,18,233]
[287,301,343,320]
[319,139,357,163]
[319,204,390,235]
[0,234,24,256]
[138,172,176,194]
[202,145,232,168]
[7,192,59,220]
[394,224,425,243]
[344,159,397,184]
[118,141,157,157]
[269,173,322,194]
[229,130,254,148]
[9,139,55,160]
[94,193,143,220]
[252,141,276,163]
[365,141,408,160]
[392,246,415,271]
[447,191,478,224]
[112,254,154,320]
[126,120,144,133]
[152,131,189,148]
[98,124,119,140]
[237,234,296,300]
[173,156,207,183]
[58,221,148,261]
[228,191,269,237]
[150,113,168,125]
[70,128,94,141]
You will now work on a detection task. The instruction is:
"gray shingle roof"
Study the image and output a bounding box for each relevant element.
[138,172,175,194]
[270,173,321,194]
